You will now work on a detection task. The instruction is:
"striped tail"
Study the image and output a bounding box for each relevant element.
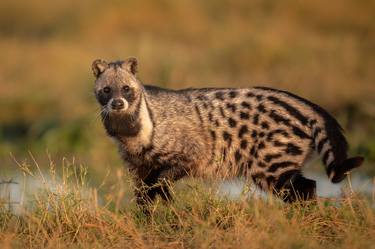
[311,109,364,183]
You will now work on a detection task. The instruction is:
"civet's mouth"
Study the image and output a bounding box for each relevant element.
[107,98,129,113]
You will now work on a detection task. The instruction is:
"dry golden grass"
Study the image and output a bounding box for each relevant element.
[0,159,374,249]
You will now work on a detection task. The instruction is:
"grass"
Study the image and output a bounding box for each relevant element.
[0,158,374,249]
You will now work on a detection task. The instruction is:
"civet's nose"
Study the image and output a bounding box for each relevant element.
[111,98,125,110]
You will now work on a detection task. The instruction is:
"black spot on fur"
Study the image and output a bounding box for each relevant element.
[285,143,303,155]
[238,125,248,138]
[246,92,255,98]
[210,130,216,141]
[228,117,237,128]
[223,131,232,147]
[257,104,267,113]
[229,91,238,98]
[261,121,270,130]
[226,103,237,113]
[241,101,252,109]
[247,160,253,169]
[259,132,265,138]
[258,141,266,150]
[251,130,258,138]
[215,120,220,127]
[240,139,248,149]
[235,150,242,162]
[240,111,250,120]
[215,91,224,100]
[203,102,208,109]
[253,114,259,125]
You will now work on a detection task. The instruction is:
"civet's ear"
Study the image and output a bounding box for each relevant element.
[92,59,108,78]
[121,57,138,75]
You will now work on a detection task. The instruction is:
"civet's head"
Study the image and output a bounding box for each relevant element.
[92,58,143,115]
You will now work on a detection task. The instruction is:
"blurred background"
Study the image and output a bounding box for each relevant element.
[0,0,374,197]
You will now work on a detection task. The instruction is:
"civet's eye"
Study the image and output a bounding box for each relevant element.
[103,86,111,93]
[123,85,130,92]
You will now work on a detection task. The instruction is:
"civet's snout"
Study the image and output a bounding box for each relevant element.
[109,98,128,112]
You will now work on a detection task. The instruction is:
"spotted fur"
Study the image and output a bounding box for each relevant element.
[92,58,364,204]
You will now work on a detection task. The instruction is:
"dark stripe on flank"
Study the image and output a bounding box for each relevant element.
[285,143,303,156]
[269,161,297,173]
[264,153,282,163]
[267,96,309,125]
[254,86,349,165]
[269,110,290,125]
[267,129,289,141]
[291,126,310,139]
[194,104,204,124]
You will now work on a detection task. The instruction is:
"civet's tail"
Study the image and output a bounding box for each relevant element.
[309,103,364,183]
[255,86,364,183]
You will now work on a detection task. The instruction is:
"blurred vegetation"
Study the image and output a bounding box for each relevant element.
[0,0,374,181]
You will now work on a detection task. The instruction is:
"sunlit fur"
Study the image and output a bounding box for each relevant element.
[93,58,363,204]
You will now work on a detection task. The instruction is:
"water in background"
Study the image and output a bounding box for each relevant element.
[1,170,373,215]
[218,171,374,199]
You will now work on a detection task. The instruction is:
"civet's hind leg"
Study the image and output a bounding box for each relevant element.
[273,170,317,202]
